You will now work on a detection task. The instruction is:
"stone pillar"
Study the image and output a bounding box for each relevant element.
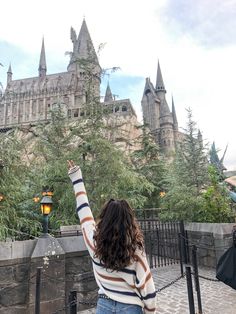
[28,235,65,314]
[0,239,37,314]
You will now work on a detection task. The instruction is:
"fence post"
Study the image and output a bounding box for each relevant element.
[192,245,203,314]
[179,220,188,264]
[148,221,153,268]
[178,233,184,277]
[69,290,77,314]
[185,266,195,314]
[35,267,42,314]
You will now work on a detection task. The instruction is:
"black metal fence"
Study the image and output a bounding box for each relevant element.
[138,218,184,269]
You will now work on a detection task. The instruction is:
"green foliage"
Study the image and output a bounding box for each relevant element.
[131,125,166,208]
[175,108,209,193]
[0,105,155,239]
[0,132,42,240]
[159,184,204,221]
[159,109,235,222]
[196,166,235,222]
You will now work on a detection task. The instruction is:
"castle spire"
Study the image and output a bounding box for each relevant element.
[172,95,178,130]
[68,19,100,72]
[104,82,113,102]
[7,63,12,84]
[156,60,166,92]
[38,37,47,77]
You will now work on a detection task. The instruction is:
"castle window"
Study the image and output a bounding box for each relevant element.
[64,96,69,104]
[122,105,127,112]
[74,109,79,117]
[68,109,71,118]
[80,111,84,117]
[115,106,119,112]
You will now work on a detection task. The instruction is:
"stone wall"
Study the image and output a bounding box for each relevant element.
[1,223,235,313]
[185,223,235,268]
[0,235,97,314]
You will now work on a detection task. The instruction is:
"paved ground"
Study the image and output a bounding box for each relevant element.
[80,264,236,314]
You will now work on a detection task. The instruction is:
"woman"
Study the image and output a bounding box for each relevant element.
[68,160,157,313]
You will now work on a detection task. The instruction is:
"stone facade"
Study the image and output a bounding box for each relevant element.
[0,20,137,135]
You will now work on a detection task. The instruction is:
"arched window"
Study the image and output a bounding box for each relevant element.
[115,106,119,112]
[122,105,127,112]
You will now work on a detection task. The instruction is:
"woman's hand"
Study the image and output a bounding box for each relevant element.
[67,160,78,171]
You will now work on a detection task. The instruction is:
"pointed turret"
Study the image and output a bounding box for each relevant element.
[7,63,12,84]
[38,38,47,77]
[198,129,203,148]
[172,95,178,130]
[104,83,113,102]
[142,77,156,97]
[67,19,100,73]
[156,61,166,92]
[198,129,203,142]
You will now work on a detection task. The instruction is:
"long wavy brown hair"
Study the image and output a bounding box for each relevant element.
[94,199,144,271]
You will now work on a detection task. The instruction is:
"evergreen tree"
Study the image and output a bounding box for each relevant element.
[160,108,209,221]
[131,125,166,208]
[0,131,41,239]
[174,108,209,194]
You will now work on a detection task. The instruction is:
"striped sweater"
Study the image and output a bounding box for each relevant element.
[69,166,157,313]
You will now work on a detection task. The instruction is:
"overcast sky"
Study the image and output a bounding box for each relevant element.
[0,0,235,170]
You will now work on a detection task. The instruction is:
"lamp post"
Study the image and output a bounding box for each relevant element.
[40,187,53,235]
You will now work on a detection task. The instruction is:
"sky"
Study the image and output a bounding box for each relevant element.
[0,0,235,170]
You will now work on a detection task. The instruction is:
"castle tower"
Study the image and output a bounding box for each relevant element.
[104,82,113,102]
[141,77,160,137]
[142,61,180,156]
[67,19,100,74]
[172,96,178,131]
[7,64,13,85]
[38,38,47,78]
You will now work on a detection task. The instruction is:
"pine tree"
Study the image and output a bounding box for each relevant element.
[131,124,166,208]
[175,108,209,194]
[160,108,209,221]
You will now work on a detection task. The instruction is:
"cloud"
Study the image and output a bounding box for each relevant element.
[159,0,236,47]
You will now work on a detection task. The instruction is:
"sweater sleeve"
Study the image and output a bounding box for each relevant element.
[135,252,157,313]
[68,166,96,257]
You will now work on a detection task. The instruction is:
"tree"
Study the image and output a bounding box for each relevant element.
[197,166,234,222]
[0,131,42,239]
[175,108,209,193]
[160,108,209,221]
[131,125,166,208]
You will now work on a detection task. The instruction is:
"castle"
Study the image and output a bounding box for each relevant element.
[0,19,182,156]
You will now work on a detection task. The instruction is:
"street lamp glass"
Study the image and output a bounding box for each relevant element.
[40,196,53,215]
[41,204,52,215]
